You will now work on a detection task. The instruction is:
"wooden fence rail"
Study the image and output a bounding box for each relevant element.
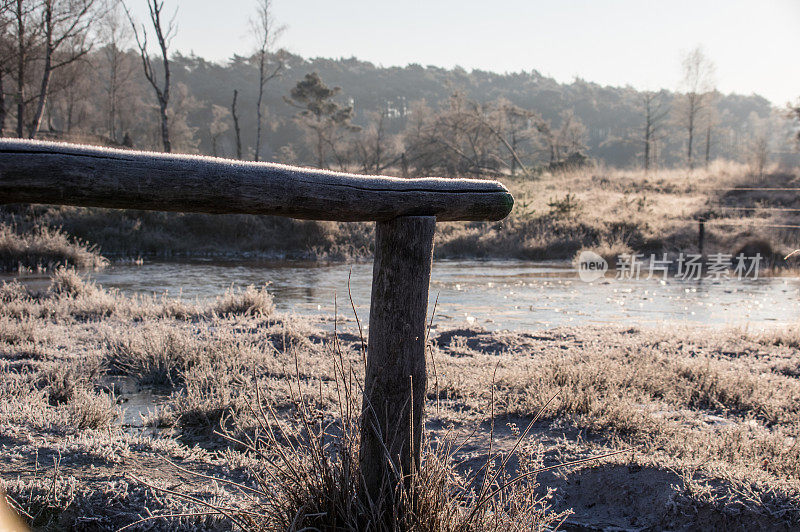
[0,139,514,507]
[0,140,512,222]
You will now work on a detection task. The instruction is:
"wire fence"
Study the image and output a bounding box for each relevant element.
[703,185,800,231]
[716,206,800,213]
[696,187,800,192]
[671,184,800,258]
[704,220,800,230]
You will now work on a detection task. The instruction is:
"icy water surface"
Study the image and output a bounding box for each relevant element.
[8,259,798,331]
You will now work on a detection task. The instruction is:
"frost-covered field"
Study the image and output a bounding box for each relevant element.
[1,271,799,529]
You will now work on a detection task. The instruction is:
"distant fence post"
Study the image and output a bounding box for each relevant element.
[698,218,706,256]
[360,215,435,506]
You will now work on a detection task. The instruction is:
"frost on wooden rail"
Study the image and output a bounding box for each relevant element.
[0,140,514,222]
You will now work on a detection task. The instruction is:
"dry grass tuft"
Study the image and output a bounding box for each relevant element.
[66,388,120,430]
[574,237,632,264]
[212,284,274,317]
[49,267,100,298]
[105,324,202,387]
[37,359,102,406]
[0,223,106,272]
[141,347,572,532]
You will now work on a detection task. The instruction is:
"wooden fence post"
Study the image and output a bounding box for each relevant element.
[360,215,436,507]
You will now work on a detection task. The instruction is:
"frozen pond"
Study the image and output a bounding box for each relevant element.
[7,259,798,331]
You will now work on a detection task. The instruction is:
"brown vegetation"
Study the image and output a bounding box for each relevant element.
[3,163,798,268]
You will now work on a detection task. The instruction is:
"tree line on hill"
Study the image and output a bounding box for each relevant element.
[1,0,797,178]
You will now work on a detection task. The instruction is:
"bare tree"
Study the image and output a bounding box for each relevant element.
[558,110,587,156]
[746,111,770,180]
[347,109,402,174]
[124,0,176,152]
[676,46,715,170]
[748,135,768,181]
[0,1,12,135]
[642,91,668,172]
[0,67,5,136]
[28,0,99,139]
[403,94,542,177]
[790,99,800,144]
[165,81,199,153]
[500,101,538,176]
[403,93,492,176]
[400,99,435,175]
[231,89,242,159]
[208,103,229,156]
[98,1,134,143]
[474,99,537,176]
[251,0,283,161]
[702,96,718,169]
[534,119,557,165]
[48,51,93,133]
[9,0,39,137]
[536,110,587,166]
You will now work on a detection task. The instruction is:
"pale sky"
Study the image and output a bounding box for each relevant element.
[126,0,800,106]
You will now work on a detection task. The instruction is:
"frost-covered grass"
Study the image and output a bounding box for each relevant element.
[0,273,798,529]
[0,223,106,272]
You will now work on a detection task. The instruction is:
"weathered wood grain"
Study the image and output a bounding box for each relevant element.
[0,139,513,222]
[360,216,435,505]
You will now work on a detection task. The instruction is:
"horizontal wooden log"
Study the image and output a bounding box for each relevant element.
[0,140,514,222]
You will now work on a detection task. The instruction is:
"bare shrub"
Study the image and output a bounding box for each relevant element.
[44,268,122,320]
[748,326,800,349]
[1,458,78,529]
[37,358,102,406]
[43,371,78,407]
[0,315,43,346]
[168,363,253,432]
